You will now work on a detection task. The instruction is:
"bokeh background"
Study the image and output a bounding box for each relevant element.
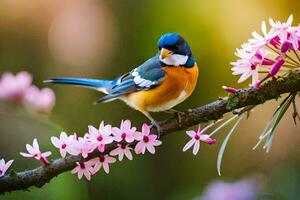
[0,0,300,199]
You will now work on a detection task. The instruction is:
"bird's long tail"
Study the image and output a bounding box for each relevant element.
[44,78,112,94]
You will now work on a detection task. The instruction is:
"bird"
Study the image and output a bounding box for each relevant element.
[45,33,199,135]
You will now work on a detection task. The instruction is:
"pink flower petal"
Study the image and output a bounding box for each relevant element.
[183,139,195,152]
[77,170,84,179]
[125,134,135,143]
[146,144,155,154]
[20,152,32,157]
[4,160,13,171]
[135,141,146,154]
[152,140,162,146]
[105,156,116,163]
[134,132,143,141]
[83,170,91,181]
[102,163,110,174]
[32,139,40,152]
[148,134,157,141]
[124,149,133,160]
[110,148,121,156]
[25,144,35,155]
[42,151,52,157]
[88,125,98,136]
[71,166,80,174]
[51,137,61,148]
[59,148,67,158]
[141,124,150,135]
[186,130,196,138]
[192,141,200,155]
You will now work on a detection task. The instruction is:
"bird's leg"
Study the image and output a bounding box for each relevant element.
[165,109,184,125]
[141,111,162,137]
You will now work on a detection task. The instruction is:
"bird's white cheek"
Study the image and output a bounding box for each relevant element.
[160,54,188,66]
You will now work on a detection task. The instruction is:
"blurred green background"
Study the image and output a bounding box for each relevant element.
[0,0,300,199]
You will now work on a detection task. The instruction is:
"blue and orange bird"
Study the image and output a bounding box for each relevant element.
[45,33,199,134]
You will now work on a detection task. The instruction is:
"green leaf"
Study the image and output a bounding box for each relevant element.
[264,94,294,151]
[254,94,293,150]
[217,114,245,176]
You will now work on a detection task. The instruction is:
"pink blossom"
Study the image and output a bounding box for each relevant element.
[112,120,136,143]
[24,86,56,113]
[231,15,299,87]
[68,136,95,158]
[0,71,32,100]
[183,124,217,155]
[110,144,133,161]
[71,160,95,180]
[87,121,114,152]
[231,47,275,86]
[231,61,259,86]
[51,132,75,158]
[20,138,52,164]
[134,124,162,154]
[0,159,14,177]
[90,155,116,174]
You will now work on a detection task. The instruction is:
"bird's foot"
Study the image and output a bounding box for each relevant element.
[165,109,185,126]
[150,120,162,138]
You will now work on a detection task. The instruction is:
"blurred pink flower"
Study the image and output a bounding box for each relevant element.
[183,124,216,155]
[110,144,133,161]
[0,71,32,100]
[112,120,136,143]
[0,159,14,177]
[87,121,114,152]
[134,124,162,154]
[199,179,258,200]
[24,86,56,114]
[20,138,52,164]
[90,155,116,174]
[71,160,95,181]
[51,132,75,158]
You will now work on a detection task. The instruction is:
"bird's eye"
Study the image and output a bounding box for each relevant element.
[173,46,179,51]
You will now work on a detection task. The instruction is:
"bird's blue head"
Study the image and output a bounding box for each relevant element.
[157,33,194,67]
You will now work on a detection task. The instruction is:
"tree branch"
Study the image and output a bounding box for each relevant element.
[1,71,300,194]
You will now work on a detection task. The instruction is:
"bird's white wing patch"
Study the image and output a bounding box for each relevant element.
[133,75,154,88]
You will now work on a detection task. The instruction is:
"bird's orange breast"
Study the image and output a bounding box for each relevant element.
[124,64,199,112]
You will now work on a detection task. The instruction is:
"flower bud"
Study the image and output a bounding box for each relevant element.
[280,40,292,53]
[269,58,285,76]
[261,58,274,66]
[269,35,280,48]
[222,86,238,93]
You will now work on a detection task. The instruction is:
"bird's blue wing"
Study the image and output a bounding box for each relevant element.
[96,55,165,103]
